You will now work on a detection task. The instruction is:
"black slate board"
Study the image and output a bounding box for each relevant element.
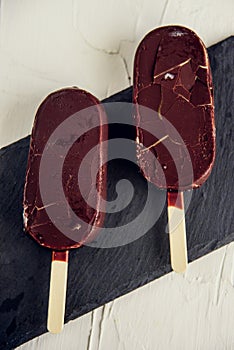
[0,37,233,350]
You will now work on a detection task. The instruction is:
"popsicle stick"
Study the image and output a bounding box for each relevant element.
[47,250,69,333]
[167,191,188,273]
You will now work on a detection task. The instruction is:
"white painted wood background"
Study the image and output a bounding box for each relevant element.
[0,0,233,349]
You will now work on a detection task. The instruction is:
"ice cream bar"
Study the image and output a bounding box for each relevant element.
[133,26,215,272]
[23,87,107,332]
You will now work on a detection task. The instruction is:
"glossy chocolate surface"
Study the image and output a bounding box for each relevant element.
[133,26,215,190]
[23,88,107,250]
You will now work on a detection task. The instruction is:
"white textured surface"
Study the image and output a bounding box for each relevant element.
[0,0,233,349]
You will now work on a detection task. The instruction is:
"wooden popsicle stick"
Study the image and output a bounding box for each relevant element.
[167,191,188,273]
[47,250,69,333]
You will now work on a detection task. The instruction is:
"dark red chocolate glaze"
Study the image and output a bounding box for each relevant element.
[23,88,107,250]
[133,26,215,190]
[52,250,68,262]
[167,191,183,210]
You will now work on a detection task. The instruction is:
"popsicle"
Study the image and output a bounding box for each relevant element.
[23,87,107,332]
[133,26,215,272]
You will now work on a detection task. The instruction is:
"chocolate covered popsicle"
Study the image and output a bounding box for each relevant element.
[133,26,215,272]
[23,87,107,332]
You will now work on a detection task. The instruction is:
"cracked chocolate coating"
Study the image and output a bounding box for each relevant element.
[133,25,216,190]
[23,88,107,250]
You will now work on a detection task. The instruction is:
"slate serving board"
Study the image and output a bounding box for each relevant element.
[0,36,233,350]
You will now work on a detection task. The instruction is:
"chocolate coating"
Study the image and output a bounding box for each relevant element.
[23,88,107,250]
[133,26,215,190]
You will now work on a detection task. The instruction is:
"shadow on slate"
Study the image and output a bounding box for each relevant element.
[0,36,233,349]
